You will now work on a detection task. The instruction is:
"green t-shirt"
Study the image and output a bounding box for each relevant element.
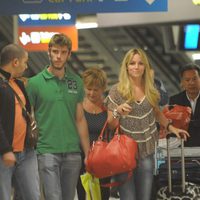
[26,67,84,154]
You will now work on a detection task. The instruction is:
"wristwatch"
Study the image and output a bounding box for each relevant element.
[112,108,120,119]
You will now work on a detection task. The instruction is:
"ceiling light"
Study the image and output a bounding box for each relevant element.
[192,53,200,60]
[75,22,98,29]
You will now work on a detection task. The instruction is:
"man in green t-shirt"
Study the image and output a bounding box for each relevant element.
[26,33,90,200]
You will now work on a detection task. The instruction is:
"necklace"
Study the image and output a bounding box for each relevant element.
[83,98,104,115]
[90,106,101,114]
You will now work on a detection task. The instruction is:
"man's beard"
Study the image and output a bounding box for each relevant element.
[51,63,66,71]
[49,56,66,71]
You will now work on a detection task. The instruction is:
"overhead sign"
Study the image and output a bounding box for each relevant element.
[18,13,76,26]
[18,26,78,51]
[0,0,167,15]
[193,0,200,5]
[97,0,200,27]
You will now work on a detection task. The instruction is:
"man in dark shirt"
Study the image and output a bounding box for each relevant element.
[0,44,40,200]
[169,63,200,146]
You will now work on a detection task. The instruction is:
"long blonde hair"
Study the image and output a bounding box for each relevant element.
[117,48,160,108]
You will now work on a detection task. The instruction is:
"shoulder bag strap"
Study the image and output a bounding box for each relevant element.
[0,73,31,119]
[10,84,32,120]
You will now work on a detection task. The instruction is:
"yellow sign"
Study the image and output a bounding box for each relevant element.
[192,0,200,5]
[18,26,78,51]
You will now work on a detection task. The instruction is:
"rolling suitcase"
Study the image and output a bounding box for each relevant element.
[157,134,200,200]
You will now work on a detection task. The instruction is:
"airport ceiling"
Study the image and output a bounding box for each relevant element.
[0,15,193,97]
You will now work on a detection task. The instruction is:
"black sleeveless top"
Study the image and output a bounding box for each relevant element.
[84,110,107,145]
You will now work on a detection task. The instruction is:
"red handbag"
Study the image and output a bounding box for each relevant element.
[86,121,138,179]
[159,105,192,138]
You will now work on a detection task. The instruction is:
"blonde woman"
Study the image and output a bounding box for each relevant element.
[105,48,189,200]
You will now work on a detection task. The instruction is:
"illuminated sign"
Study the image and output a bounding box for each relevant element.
[18,13,75,26]
[0,0,167,15]
[179,24,200,51]
[18,26,78,51]
[184,25,199,49]
[192,0,200,5]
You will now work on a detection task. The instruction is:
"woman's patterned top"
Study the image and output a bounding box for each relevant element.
[105,84,159,158]
[84,109,107,145]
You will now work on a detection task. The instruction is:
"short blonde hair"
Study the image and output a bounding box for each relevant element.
[82,67,107,90]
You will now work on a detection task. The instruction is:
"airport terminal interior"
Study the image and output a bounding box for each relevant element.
[0,14,199,97]
[0,1,200,199]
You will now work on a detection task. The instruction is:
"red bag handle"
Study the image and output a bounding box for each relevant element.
[98,120,121,140]
[101,171,133,188]
[98,120,109,139]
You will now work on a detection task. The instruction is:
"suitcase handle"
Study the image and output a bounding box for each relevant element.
[166,132,185,140]
[166,133,185,194]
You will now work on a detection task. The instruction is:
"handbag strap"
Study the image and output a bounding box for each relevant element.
[11,86,34,122]
[98,120,108,139]
[101,171,133,188]
[98,120,120,140]
[0,73,32,119]
[11,87,32,119]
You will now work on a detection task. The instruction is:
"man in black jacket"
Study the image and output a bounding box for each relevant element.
[169,63,200,146]
[0,44,40,200]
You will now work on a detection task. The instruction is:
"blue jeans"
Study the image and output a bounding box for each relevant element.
[114,154,154,200]
[38,152,81,200]
[0,148,40,200]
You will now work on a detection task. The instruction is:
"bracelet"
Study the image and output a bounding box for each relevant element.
[112,108,120,119]
[166,122,173,132]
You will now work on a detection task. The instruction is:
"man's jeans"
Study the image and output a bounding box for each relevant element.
[38,152,81,200]
[114,154,154,200]
[0,149,40,200]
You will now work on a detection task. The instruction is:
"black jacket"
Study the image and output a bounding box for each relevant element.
[0,68,31,155]
[169,90,200,147]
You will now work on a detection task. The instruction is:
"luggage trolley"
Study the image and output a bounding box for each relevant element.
[156,134,200,200]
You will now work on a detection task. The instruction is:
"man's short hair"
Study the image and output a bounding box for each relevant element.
[0,44,26,67]
[48,33,72,52]
[180,63,200,78]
